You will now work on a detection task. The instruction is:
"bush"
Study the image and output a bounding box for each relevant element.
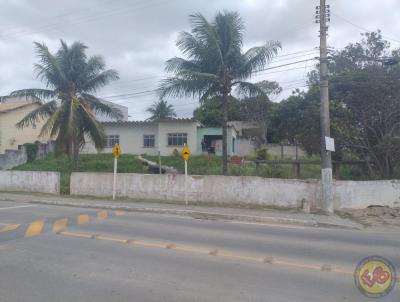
[255,148,270,160]
[172,148,180,157]
[23,143,38,163]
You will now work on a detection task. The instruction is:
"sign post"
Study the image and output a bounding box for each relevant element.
[112,143,121,200]
[180,144,191,206]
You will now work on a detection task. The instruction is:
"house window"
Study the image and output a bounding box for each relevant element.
[168,133,187,146]
[143,135,155,148]
[105,135,120,148]
[232,137,236,153]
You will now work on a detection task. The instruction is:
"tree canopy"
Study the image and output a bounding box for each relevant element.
[11,40,121,168]
[159,11,280,175]
[146,99,177,121]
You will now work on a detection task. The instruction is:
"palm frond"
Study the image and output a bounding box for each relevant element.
[165,57,200,73]
[76,103,105,150]
[158,76,216,99]
[80,94,123,120]
[10,88,56,101]
[239,41,281,78]
[16,100,57,129]
[33,41,66,86]
[234,81,267,98]
[81,69,119,92]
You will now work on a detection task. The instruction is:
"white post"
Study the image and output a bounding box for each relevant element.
[184,159,188,206]
[113,156,117,200]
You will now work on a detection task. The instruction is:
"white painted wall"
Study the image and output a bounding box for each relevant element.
[157,121,198,156]
[333,180,400,209]
[70,172,400,210]
[82,123,159,156]
[0,171,60,194]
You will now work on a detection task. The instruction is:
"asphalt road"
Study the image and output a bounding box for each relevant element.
[0,199,398,302]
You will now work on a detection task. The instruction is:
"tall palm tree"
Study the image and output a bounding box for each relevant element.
[146,99,177,121]
[11,40,121,168]
[159,11,280,175]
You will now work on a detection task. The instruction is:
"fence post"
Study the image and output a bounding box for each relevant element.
[280,144,284,159]
[295,143,299,160]
[292,161,300,178]
[255,161,260,176]
[333,162,340,180]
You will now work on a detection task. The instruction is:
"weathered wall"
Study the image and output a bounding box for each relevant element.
[0,171,60,194]
[70,172,319,208]
[0,149,27,170]
[333,180,400,209]
[70,172,400,209]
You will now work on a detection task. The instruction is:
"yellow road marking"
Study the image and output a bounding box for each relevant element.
[77,214,89,225]
[97,211,108,220]
[94,235,128,243]
[57,231,359,277]
[59,231,94,239]
[0,224,20,232]
[114,210,126,216]
[53,218,68,233]
[25,220,45,237]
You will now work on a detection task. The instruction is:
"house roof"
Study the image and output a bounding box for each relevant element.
[0,101,40,113]
[102,118,197,126]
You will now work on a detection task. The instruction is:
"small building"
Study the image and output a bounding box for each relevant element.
[82,118,238,156]
[0,100,50,153]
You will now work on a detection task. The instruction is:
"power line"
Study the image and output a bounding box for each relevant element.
[333,12,400,44]
[0,0,171,39]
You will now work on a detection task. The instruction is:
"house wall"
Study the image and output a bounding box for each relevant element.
[197,127,237,155]
[0,104,49,153]
[82,123,159,155]
[157,121,198,156]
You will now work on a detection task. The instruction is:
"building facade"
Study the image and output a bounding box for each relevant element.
[82,119,238,156]
[0,101,50,153]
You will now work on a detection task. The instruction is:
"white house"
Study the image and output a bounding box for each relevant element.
[82,118,238,156]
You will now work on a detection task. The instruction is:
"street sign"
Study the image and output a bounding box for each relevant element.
[112,143,121,158]
[325,136,335,152]
[181,144,191,161]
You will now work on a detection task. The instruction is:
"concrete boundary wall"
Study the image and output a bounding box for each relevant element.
[0,171,60,194]
[70,173,400,210]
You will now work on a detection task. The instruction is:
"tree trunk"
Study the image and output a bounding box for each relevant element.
[222,91,229,176]
[73,137,80,170]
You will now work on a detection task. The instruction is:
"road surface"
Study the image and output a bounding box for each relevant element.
[0,199,398,302]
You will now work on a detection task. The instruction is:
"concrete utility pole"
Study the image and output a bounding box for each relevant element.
[316,0,334,213]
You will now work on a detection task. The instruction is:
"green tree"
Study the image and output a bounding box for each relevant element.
[193,96,243,127]
[159,11,280,175]
[146,99,177,121]
[11,40,121,168]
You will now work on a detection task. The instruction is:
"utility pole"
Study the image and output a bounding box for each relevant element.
[316,0,334,213]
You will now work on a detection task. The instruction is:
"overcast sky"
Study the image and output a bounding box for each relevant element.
[1,0,399,120]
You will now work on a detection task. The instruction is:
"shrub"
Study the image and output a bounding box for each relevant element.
[256,148,270,160]
[172,148,180,157]
[23,143,38,163]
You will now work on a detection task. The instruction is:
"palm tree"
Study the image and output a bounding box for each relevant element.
[159,11,280,175]
[11,40,121,168]
[146,99,177,121]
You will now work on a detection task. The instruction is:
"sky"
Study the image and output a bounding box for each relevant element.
[1,0,400,120]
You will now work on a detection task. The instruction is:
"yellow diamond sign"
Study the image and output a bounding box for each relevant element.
[181,144,191,161]
[112,143,121,158]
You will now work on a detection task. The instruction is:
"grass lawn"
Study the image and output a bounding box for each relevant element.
[13,154,146,195]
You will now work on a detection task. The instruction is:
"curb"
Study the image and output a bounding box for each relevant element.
[15,199,361,230]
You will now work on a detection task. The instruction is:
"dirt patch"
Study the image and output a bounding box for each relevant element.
[338,206,400,228]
